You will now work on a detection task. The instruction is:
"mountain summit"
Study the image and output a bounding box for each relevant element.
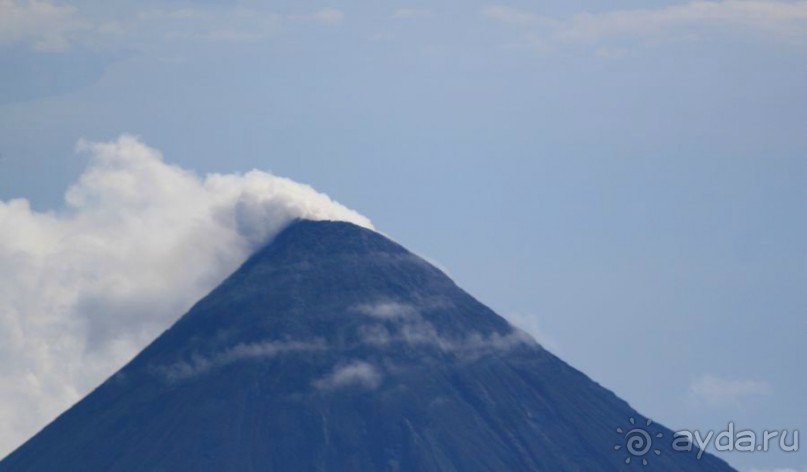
[0,220,735,471]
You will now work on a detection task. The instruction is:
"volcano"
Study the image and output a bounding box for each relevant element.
[0,220,735,471]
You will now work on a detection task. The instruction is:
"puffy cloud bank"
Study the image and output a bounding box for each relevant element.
[0,134,372,457]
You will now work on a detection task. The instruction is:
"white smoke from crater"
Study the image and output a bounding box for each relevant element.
[0,134,372,457]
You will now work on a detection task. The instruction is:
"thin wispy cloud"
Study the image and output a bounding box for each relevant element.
[147,7,282,43]
[353,301,419,320]
[313,7,345,25]
[353,300,537,358]
[503,312,559,352]
[0,0,86,51]
[156,339,327,381]
[483,1,807,52]
[0,1,346,52]
[393,8,432,19]
[688,374,773,406]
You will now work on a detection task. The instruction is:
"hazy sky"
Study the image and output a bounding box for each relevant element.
[1,1,806,470]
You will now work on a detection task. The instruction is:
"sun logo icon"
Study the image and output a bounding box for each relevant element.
[613,417,663,466]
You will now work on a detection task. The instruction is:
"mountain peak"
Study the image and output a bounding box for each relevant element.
[261,219,410,258]
[0,220,735,471]
[135,219,522,379]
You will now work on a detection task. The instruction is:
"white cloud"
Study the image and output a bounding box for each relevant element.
[502,312,559,352]
[354,300,537,357]
[483,5,545,26]
[151,7,343,42]
[0,134,371,457]
[0,0,87,51]
[0,3,340,52]
[157,339,327,381]
[127,7,283,45]
[393,8,432,19]
[314,361,382,390]
[313,8,345,25]
[483,1,807,51]
[353,301,419,320]
[688,374,772,406]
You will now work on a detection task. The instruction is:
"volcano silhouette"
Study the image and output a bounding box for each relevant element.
[0,220,735,471]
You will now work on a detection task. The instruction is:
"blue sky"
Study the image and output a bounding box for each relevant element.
[1,1,806,470]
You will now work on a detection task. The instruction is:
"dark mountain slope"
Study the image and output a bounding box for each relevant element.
[0,220,735,471]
